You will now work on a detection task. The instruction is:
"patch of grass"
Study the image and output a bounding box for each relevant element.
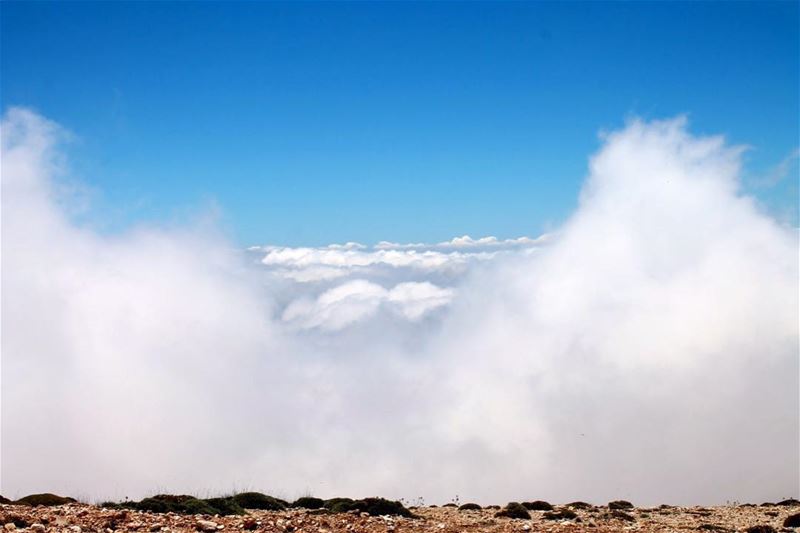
[458,503,482,511]
[522,501,553,511]
[494,502,531,520]
[293,497,325,509]
[15,494,77,507]
[232,492,288,511]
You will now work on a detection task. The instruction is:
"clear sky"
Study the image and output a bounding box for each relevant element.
[2,1,798,246]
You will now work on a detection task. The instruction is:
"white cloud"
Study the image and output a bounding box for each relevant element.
[282,280,454,331]
[1,109,796,507]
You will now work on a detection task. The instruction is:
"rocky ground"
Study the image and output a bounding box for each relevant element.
[2,500,799,533]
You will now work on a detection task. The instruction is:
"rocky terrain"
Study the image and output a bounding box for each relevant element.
[1,496,799,533]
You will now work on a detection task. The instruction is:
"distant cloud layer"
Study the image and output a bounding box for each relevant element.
[251,234,546,329]
[1,108,797,505]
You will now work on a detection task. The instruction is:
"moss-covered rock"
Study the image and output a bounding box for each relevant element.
[15,494,76,507]
[494,502,531,519]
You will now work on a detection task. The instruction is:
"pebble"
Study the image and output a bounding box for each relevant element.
[197,519,219,532]
[3,524,16,531]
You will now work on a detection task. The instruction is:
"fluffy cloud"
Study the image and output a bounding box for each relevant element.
[282,280,453,331]
[1,108,796,506]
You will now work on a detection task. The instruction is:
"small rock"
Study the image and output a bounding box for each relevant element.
[745,526,777,533]
[69,526,82,533]
[197,520,218,532]
[30,525,46,533]
[243,519,258,530]
[785,514,800,528]
[3,524,16,531]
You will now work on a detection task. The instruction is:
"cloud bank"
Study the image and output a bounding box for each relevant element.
[1,108,797,505]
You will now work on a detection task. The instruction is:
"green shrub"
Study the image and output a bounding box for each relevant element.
[203,497,245,516]
[494,502,531,519]
[458,503,482,511]
[135,495,217,515]
[0,495,12,504]
[356,498,414,517]
[231,492,287,511]
[442,503,457,508]
[15,494,76,506]
[117,494,242,516]
[522,501,553,511]
[324,498,413,517]
[293,497,325,509]
[324,498,357,513]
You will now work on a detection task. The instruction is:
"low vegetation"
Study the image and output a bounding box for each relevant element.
[458,503,482,511]
[14,494,77,507]
[494,502,530,519]
[522,500,553,511]
[608,500,634,510]
[232,492,288,510]
[543,508,578,520]
[292,497,325,509]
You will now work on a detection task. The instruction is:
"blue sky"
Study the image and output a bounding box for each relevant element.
[2,1,797,246]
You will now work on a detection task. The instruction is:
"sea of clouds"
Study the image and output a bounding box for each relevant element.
[1,107,797,505]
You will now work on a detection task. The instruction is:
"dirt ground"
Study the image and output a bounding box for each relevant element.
[1,501,798,533]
